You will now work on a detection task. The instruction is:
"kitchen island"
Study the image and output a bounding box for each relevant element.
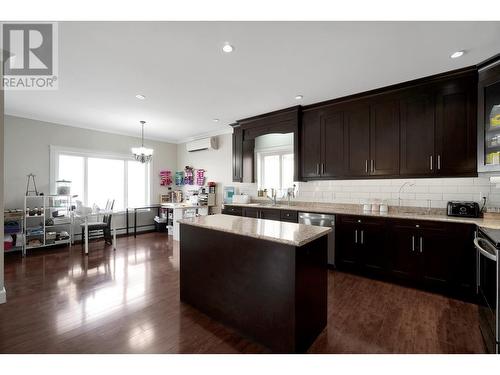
[179,214,331,353]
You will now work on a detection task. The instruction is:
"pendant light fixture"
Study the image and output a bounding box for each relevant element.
[132,120,153,163]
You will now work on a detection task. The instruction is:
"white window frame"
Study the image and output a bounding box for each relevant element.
[49,145,151,210]
[255,145,294,191]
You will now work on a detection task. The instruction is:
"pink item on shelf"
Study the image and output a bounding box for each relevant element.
[195,169,205,186]
[159,170,172,186]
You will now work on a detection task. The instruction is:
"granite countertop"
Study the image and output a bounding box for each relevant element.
[179,214,332,247]
[223,202,500,230]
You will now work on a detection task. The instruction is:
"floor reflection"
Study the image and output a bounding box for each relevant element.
[1,232,485,354]
[55,246,149,334]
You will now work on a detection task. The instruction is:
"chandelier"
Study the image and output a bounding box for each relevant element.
[132,120,153,163]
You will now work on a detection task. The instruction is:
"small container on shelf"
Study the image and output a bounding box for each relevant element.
[56,180,71,195]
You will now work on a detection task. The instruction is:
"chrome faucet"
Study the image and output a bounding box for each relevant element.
[398,181,415,207]
[286,184,296,206]
[267,188,277,206]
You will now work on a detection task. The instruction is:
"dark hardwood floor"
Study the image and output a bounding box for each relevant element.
[0,232,486,354]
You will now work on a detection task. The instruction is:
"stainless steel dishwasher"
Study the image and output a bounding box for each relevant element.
[298,212,335,266]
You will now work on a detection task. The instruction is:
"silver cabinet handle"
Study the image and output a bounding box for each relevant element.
[365,160,368,173]
[321,163,325,175]
[316,163,320,175]
[437,155,441,170]
[412,236,415,251]
[360,230,364,244]
[355,229,358,244]
[419,237,423,253]
[430,155,433,170]
[371,160,375,173]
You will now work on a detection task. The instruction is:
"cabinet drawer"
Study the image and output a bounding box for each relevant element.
[280,210,298,223]
[388,218,447,231]
[222,206,243,216]
[337,215,383,225]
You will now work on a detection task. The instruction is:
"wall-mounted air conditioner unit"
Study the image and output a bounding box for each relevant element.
[186,137,218,152]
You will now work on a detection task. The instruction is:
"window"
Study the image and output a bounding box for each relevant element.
[51,146,150,210]
[257,150,294,191]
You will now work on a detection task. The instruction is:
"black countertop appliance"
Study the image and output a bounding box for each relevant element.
[447,201,481,218]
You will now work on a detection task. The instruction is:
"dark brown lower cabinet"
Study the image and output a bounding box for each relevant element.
[390,221,450,288]
[335,215,387,274]
[336,215,476,300]
[242,207,281,221]
[221,206,243,216]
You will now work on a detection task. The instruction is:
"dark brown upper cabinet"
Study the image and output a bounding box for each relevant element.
[301,109,322,178]
[369,98,400,176]
[302,100,398,179]
[344,103,371,177]
[301,105,345,179]
[322,109,346,177]
[435,74,477,176]
[400,71,477,177]
[400,89,436,176]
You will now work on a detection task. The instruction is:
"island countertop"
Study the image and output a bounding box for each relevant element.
[179,214,331,247]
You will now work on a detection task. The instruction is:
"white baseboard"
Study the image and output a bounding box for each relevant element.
[0,287,6,304]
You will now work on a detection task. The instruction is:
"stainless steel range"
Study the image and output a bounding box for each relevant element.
[474,227,500,354]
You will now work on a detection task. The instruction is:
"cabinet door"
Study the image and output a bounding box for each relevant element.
[344,104,371,177]
[335,219,361,270]
[400,91,436,176]
[321,108,345,178]
[259,208,281,221]
[370,99,400,176]
[243,207,260,218]
[360,220,387,273]
[420,227,451,288]
[449,224,476,297]
[242,139,255,183]
[435,77,477,176]
[390,224,420,281]
[301,110,322,178]
[232,126,243,182]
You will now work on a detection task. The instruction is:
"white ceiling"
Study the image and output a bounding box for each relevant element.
[5,21,500,143]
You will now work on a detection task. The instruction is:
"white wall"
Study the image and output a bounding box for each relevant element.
[176,133,255,211]
[4,115,177,232]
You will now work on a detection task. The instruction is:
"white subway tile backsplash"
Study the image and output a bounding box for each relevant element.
[428,185,457,193]
[391,192,416,200]
[334,192,351,199]
[414,193,443,200]
[235,176,500,209]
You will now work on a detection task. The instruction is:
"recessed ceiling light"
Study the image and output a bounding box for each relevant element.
[222,44,234,53]
[295,95,303,100]
[450,50,465,59]
[135,94,146,100]
[213,118,220,122]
